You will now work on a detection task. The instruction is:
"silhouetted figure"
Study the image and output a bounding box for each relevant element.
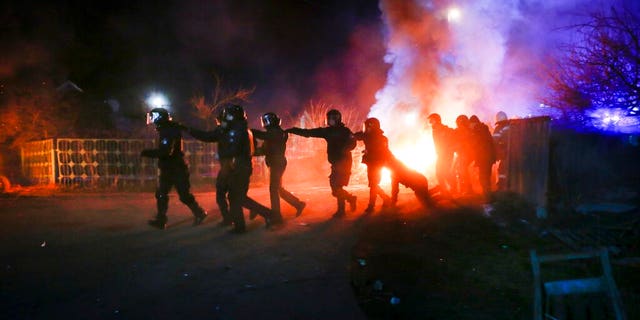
[141,107,207,230]
[388,156,433,208]
[287,109,357,218]
[453,115,474,195]
[469,115,496,203]
[428,113,456,195]
[492,111,510,191]
[186,110,232,226]
[354,117,392,213]
[186,105,273,233]
[252,112,306,224]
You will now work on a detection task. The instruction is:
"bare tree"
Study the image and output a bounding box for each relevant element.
[296,100,365,131]
[543,6,640,123]
[190,74,254,130]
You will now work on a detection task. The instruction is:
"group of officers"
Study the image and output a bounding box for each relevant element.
[141,105,508,234]
[428,112,510,204]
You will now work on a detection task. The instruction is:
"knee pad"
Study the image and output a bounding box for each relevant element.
[155,192,168,202]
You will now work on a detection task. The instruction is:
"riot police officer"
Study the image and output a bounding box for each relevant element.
[454,114,474,195]
[141,107,207,229]
[354,117,392,213]
[183,109,232,226]
[287,109,357,218]
[428,113,456,195]
[252,112,306,224]
[186,105,272,233]
[469,115,496,203]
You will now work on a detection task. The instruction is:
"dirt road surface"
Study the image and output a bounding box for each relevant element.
[1,183,391,319]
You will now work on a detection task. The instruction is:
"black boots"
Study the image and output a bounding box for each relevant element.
[295,202,306,217]
[148,216,167,230]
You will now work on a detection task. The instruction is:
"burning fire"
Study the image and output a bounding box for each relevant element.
[376,109,437,185]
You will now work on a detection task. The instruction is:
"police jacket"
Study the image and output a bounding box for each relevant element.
[251,126,287,167]
[470,122,496,164]
[288,125,356,164]
[492,120,510,159]
[431,123,456,157]
[187,126,224,143]
[354,129,392,167]
[141,121,185,169]
[218,120,254,170]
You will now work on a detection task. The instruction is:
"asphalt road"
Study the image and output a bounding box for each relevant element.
[0,183,390,319]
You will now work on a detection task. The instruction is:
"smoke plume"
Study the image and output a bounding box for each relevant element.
[370,0,633,130]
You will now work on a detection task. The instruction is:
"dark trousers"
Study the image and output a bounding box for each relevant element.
[227,165,252,230]
[330,158,354,213]
[155,164,204,219]
[217,168,271,223]
[215,172,231,222]
[476,159,493,203]
[366,163,390,207]
[435,153,456,193]
[455,155,473,194]
[269,161,303,220]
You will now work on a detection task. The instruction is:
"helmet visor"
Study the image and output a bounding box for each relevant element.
[146,111,167,125]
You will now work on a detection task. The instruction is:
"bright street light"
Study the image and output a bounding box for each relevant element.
[447,7,462,23]
[146,92,169,109]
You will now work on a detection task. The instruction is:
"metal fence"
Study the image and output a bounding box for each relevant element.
[501,116,551,217]
[21,138,266,188]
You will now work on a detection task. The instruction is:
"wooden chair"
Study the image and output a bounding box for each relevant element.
[530,248,626,320]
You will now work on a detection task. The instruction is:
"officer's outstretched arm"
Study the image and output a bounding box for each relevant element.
[287,127,325,138]
[186,127,221,142]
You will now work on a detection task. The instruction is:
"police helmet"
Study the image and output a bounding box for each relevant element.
[223,104,247,122]
[261,112,281,128]
[325,109,342,127]
[456,115,469,128]
[427,113,441,125]
[495,111,508,123]
[363,117,381,133]
[146,108,171,126]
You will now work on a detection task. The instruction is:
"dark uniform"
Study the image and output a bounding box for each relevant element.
[428,113,456,194]
[354,117,392,213]
[184,124,233,225]
[492,111,510,191]
[252,112,305,223]
[187,105,272,233]
[469,115,496,203]
[141,108,207,229]
[453,115,474,195]
[287,109,357,218]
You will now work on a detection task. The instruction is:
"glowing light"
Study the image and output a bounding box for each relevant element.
[390,130,436,173]
[146,92,169,110]
[447,7,462,23]
[404,111,418,126]
[378,127,437,187]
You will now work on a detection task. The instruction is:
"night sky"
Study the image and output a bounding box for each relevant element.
[3,0,638,130]
[1,0,386,119]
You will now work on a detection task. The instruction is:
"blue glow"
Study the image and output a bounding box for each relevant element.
[584,107,640,134]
